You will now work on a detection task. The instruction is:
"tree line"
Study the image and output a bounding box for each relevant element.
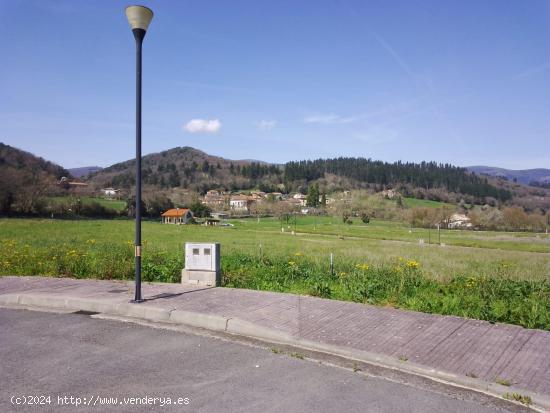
[284,158,512,202]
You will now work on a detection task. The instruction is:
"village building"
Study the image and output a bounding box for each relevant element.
[292,193,307,206]
[161,208,193,224]
[447,213,472,229]
[203,190,227,209]
[283,198,303,209]
[101,187,120,198]
[250,191,267,202]
[59,177,89,188]
[229,195,252,212]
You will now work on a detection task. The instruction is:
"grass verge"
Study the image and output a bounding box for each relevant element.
[1,239,548,330]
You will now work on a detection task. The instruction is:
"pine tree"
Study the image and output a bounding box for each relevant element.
[306,184,320,207]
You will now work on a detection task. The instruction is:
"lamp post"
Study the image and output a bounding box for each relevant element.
[125,5,153,303]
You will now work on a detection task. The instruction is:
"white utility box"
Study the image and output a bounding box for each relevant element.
[182,242,221,286]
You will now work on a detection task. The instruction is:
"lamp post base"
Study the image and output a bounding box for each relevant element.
[130,299,145,304]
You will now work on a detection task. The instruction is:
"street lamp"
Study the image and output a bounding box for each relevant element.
[125,5,153,303]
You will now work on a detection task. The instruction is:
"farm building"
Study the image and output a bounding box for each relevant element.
[161,208,193,224]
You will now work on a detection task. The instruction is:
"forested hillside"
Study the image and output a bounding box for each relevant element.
[88,146,283,193]
[284,158,512,202]
[0,143,70,214]
[85,147,517,205]
[1,143,538,214]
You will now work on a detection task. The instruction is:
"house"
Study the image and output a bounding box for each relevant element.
[250,191,267,202]
[292,193,307,206]
[447,213,472,229]
[59,177,89,188]
[203,190,227,208]
[229,195,252,212]
[283,198,303,210]
[161,208,193,224]
[102,187,120,198]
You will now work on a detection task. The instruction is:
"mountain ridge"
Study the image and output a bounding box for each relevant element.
[68,166,103,178]
[467,166,550,185]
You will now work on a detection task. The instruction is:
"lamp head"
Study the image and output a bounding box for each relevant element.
[125,5,153,32]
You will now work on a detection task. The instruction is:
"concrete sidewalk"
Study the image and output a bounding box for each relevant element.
[1,276,548,411]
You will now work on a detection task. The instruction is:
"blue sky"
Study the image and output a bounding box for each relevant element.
[1,0,550,169]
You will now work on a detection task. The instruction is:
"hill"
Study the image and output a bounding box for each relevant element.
[85,146,518,206]
[86,146,282,194]
[68,166,103,178]
[0,142,70,214]
[467,166,550,186]
[284,158,513,204]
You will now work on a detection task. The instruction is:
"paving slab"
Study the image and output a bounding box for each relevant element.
[0,276,548,411]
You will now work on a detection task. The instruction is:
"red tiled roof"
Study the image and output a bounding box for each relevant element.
[161,208,190,217]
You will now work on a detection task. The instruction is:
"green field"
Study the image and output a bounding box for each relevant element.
[402,197,454,209]
[1,217,549,329]
[48,196,126,211]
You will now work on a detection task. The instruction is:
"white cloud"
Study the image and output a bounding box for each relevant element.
[183,119,221,133]
[303,113,357,124]
[257,120,277,131]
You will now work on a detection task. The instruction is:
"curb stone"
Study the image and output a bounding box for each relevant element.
[0,292,548,412]
[168,310,229,331]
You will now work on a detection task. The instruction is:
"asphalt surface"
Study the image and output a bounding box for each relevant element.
[0,308,529,413]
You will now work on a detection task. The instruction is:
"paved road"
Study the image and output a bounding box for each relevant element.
[0,309,527,413]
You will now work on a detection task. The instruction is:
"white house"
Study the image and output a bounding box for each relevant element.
[292,193,307,206]
[230,195,251,212]
[448,213,472,229]
[102,188,119,198]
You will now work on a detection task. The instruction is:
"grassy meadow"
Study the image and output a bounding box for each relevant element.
[48,196,127,212]
[402,197,455,209]
[1,217,549,329]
